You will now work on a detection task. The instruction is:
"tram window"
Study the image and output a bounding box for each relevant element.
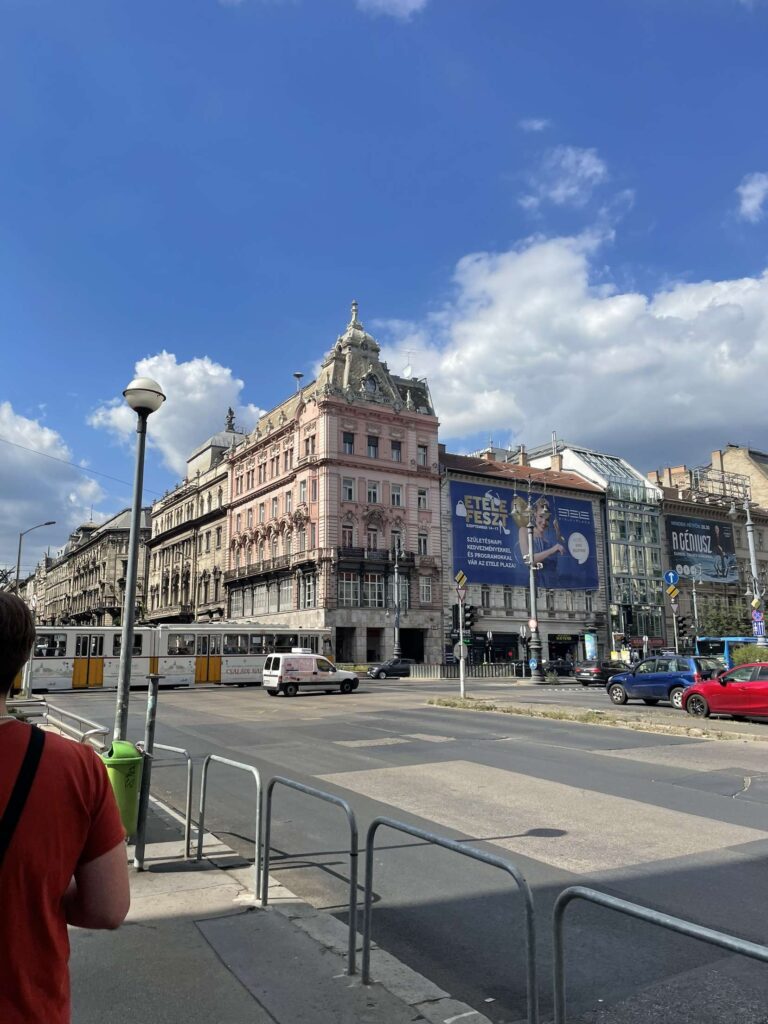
[34,633,67,658]
[90,636,104,657]
[209,633,221,655]
[249,634,265,655]
[223,634,248,655]
[75,635,89,657]
[113,635,143,656]
[169,633,196,656]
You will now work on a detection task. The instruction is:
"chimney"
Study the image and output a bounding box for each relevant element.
[551,453,563,472]
[664,467,674,487]
[483,450,496,462]
[647,470,661,485]
[711,449,724,471]
[518,444,528,467]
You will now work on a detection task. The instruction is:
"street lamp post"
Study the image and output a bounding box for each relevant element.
[730,500,767,648]
[523,498,545,683]
[392,545,402,658]
[15,521,56,593]
[114,377,166,741]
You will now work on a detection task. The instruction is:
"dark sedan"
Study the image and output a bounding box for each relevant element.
[543,659,575,677]
[367,658,415,679]
[575,659,628,686]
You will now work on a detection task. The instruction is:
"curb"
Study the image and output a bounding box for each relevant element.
[147,795,493,1024]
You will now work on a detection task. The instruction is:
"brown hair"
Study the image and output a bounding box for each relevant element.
[0,593,36,695]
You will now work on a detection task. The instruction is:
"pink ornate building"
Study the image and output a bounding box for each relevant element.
[224,303,442,663]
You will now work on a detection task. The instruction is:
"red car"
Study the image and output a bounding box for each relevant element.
[683,662,768,721]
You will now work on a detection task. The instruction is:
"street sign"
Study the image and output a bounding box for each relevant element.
[454,570,467,588]
[456,586,467,602]
[664,570,680,586]
[666,584,680,599]
[671,601,679,615]
[528,617,538,630]
[752,609,765,623]
[752,597,763,610]
[753,621,766,637]
[453,642,467,659]
[528,657,538,671]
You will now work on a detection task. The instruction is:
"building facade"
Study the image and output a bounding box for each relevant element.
[224,303,443,663]
[39,511,150,626]
[441,449,609,664]
[146,411,244,623]
[528,441,665,653]
[649,458,768,644]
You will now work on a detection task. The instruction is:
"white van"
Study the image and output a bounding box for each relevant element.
[262,650,359,697]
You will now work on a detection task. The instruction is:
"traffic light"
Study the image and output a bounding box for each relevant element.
[677,615,691,639]
[452,604,460,630]
[463,604,476,631]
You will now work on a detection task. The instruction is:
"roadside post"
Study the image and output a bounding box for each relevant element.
[664,570,680,655]
[133,673,164,871]
[455,570,467,698]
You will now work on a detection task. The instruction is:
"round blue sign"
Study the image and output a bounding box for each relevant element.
[528,657,538,670]
[664,569,680,586]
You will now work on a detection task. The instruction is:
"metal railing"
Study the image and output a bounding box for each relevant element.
[262,776,359,974]
[362,816,539,1024]
[553,886,768,1023]
[137,742,195,859]
[44,702,110,749]
[197,755,262,900]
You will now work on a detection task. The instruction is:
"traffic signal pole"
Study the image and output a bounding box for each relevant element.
[458,595,466,699]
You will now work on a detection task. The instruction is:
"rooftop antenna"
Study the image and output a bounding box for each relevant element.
[293,371,304,392]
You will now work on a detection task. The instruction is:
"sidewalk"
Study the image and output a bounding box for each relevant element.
[70,804,491,1024]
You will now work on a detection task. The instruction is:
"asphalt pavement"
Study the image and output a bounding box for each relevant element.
[54,679,768,1023]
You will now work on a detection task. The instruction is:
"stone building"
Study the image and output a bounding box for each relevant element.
[145,411,244,623]
[224,303,442,663]
[40,510,151,626]
[649,458,768,643]
[440,447,610,664]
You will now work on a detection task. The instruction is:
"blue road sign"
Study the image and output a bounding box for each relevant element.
[752,609,764,623]
[529,658,538,671]
[664,570,680,586]
[753,621,766,637]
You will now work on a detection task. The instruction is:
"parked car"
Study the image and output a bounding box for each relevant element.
[367,657,415,679]
[575,659,628,686]
[543,659,574,677]
[263,651,359,697]
[606,654,722,709]
[683,662,768,720]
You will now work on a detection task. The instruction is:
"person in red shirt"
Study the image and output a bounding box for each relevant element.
[0,593,130,1024]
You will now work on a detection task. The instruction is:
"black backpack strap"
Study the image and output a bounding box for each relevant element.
[0,726,46,868]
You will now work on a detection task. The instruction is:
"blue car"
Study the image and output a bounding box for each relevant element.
[606,654,723,710]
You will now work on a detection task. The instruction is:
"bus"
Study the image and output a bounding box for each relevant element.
[27,624,334,693]
[694,636,755,669]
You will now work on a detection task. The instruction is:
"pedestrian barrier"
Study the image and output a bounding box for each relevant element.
[137,742,195,859]
[262,776,359,975]
[361,816,539,1024]
[197,754,263,900]
[553,885,768,1024]
[410,663,525,680]
[36,701,110,749]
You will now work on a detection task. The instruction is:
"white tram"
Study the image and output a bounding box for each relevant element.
[27,624,334,693]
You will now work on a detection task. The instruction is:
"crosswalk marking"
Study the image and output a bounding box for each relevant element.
[321,760,767,875]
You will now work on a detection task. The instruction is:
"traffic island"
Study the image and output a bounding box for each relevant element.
[427,696,768,742]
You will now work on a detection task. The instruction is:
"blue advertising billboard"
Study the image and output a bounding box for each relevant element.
[450,481,599,589]
[665,515,738,584]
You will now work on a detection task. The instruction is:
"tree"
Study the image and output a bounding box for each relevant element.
[732,644,766,666]
[697,603,750,638]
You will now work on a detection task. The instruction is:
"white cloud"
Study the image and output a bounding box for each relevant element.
[376,229,768,468]
[519,118,550,133]
[89,352,263,477]
[356,0,429,17]
[520,145,608,211]
[736,172,768,223]
[0,403,104,570]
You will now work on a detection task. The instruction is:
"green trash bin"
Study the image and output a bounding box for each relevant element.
[101,740,144,836]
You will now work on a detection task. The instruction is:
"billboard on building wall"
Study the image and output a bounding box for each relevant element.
[450,481,599,589]
[665,515,738,584]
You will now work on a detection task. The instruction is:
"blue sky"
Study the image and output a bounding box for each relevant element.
[3,0,768,569]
